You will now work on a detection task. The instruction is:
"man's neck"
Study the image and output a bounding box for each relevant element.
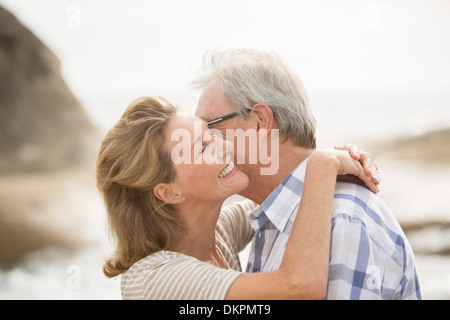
[239,142,314,204]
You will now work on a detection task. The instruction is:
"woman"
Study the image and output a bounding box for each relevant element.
[96,96,379,299]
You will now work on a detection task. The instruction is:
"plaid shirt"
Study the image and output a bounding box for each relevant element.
[246,159,422,300]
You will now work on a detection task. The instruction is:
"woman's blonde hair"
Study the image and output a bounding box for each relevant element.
[96,96,184,278]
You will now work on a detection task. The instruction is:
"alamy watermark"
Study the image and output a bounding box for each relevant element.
[66,264,81,290]
[66,5,81,30]
[170,120,279,175]
[366,4,381,30]
[366,265,382,290]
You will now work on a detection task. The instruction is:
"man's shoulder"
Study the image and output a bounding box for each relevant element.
[332,180,408,252]
[334,178,380,206]
[333,180,402,233]
[329,180,421,299]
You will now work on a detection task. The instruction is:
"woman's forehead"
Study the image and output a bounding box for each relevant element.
[165,112,207,149]
[177,110,204,122]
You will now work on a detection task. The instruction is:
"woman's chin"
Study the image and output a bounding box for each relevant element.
[223,172,250,198]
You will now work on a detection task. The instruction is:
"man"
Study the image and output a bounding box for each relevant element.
[193,49,421,299]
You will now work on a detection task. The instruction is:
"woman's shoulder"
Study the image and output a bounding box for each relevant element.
[216,199,256,268]
[121,251,198,299]
[217,198,255,229]
[124,251,191,275]
[220,199,256,217]
[121,250,241,300]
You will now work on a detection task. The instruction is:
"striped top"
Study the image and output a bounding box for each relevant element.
[121,200,255,300]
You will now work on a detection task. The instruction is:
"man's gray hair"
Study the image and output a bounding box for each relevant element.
[192,48,316,149]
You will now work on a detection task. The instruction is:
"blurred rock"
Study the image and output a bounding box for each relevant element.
[0,6,99,174]
[0,6,102,263]
[369,127,450,166]
[402,221,450,255]
[367,127,450,257]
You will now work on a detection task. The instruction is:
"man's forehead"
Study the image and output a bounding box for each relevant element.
[194,102,216,120]
[196,83,232,115]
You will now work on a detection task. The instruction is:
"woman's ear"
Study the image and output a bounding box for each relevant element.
[153,183,186,204]
[250,103,274,133]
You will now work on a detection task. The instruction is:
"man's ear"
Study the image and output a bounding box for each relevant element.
[153,183,185,204]
[250,103,274,133]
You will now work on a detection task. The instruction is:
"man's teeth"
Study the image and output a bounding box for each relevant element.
[219,161,235,178]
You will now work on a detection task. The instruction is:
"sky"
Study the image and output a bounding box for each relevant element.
[3,0,450,92]
[1,0,450,139]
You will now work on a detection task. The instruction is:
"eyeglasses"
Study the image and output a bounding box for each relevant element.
[206,112,239,126]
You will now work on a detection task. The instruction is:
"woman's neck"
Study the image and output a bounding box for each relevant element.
[173,200,227,268]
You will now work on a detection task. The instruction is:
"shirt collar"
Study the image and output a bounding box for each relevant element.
[249,158,308,233]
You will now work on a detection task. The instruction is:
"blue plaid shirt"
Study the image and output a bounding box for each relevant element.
[246,159,422,300]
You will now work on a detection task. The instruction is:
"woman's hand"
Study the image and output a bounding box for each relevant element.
[312,148,380,194]
[334,144,380,186]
